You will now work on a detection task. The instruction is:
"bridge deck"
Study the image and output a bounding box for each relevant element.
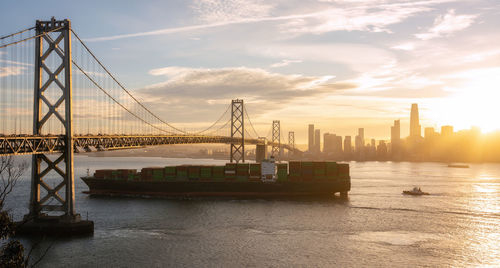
[0,135,300,156]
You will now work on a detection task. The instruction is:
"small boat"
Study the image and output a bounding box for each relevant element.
[403,187,429,196]
[447,164,469,168]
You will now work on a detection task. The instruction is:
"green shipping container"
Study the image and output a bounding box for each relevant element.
[277,172,288,181]
[212,166,225,178]
[301,162,314,178]
[236,175,248,181]
[225,163,237,170]
[313,162,326,176]
[176,166,188,180]
[200,166,212,179]
[164,166,176,174]
[152,169,164,181]
[326,162,338,176]
[277,163,288,170]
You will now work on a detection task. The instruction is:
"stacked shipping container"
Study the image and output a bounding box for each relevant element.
[93,162,349,183]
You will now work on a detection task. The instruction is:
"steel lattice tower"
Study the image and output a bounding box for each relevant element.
[230,99,244,163]
[28,18,79,221]
[288,131,295,153]
[271,120,280,159]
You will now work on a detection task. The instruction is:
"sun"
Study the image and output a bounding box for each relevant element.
[427,68,500,133]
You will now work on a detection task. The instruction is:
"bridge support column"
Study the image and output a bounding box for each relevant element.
[288,131,295,159]
[230,99,244,163]
[271,120,280,160]
[18,18,93,236]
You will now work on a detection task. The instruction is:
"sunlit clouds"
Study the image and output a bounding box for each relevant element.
[415,9,477,40]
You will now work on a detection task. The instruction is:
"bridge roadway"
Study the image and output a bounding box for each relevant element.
[0,135,300,156]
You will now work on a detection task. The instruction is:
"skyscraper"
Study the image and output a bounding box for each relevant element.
[323,133,334,153]
[424,127,436,139]
[308,124,314,152]
[441,125,453,137]
[324,133,343,155]
[355,128,364,152]
[334,135,343,155]
[344,136,352,154]
[314,129,321,153]
[410,103,421,137]
[391,119,400,155]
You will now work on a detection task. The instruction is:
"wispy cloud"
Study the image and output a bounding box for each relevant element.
[391,43,415,51]
[278,4,431,35]
[269,59,302,68]
[0,66,25,77]
[415,9,478,40]
[0,59,32,66]
[191,0,273,23]
[251,43,395,72]
[85,0,448,42]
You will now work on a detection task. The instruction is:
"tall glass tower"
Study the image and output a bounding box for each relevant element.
[410,103,421,137]
[308,124,314,152]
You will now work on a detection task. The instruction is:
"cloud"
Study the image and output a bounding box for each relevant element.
[269,59,302,68]
[415,9,477,40]
[391,43,415,51]
[191,0,273,23]
[135,66,356,122]
[0,66,24,77]
[278,4,431,35]
[0,59,32,67]
[85,0,447,42]
[251,43,395,72]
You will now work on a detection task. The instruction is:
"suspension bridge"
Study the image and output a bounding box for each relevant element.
[0,18,301,234]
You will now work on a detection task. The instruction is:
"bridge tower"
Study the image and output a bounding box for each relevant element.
[230,99,245,163]
[21,18,92,234]
[271,120,280,160]
[288,131,295,158]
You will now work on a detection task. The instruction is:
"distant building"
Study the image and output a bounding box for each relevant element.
[424,127,436,139]
[324,133,343,156]
[344,136,352,154]
[334,135,343,155]
[377,140,388,158]
[441,125,454,137]
[308,124,314,152]
[410,103,421,138]
[355,128,364,152]
[391,120,401,155]
[323,133,335,153]
[314,129,321,153]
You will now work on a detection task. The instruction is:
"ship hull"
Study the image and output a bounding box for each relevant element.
[81,177,350,199]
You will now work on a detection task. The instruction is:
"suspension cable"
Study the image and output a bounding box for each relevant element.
[193,104,231,134]
[0,27,35,40]
[72,60,176,135]
[243,106,260,138]
[0,27,62,49]
[71,29,188,134]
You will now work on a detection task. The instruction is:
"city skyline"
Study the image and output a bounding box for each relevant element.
[303,103,497,155]
[1,0,499,142]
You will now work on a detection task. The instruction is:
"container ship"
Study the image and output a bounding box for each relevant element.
[81,159,350,199]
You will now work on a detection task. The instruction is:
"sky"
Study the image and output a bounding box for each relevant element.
[1,0,500,143]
